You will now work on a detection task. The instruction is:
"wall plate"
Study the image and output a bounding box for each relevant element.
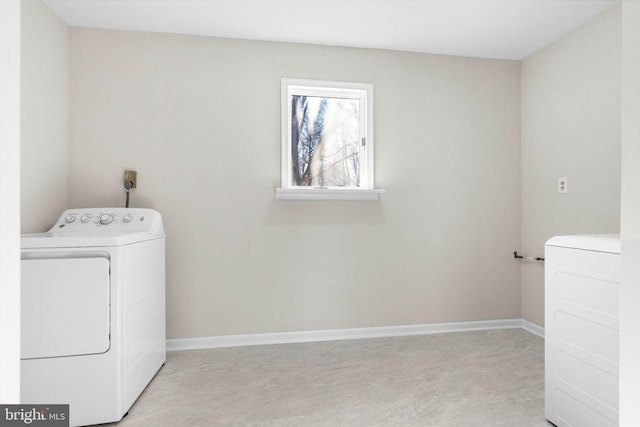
[124,170,137,189]
[558,177,568,194]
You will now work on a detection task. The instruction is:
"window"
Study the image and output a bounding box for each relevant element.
[276,78,383,200]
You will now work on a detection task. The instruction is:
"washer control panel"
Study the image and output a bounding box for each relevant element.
[51,208,163,235]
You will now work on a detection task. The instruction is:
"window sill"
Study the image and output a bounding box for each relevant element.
[275,188,385,201]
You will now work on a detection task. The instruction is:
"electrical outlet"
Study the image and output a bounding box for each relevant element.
[124,170,137,189]
[558,177,568,194]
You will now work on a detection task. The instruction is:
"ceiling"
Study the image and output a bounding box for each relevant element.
[42,0,620,60]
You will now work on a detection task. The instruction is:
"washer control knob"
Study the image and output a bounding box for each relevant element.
[65,215,75,223]
[99,214,113,225]
[81,214,92,223]
[123,214,133,223]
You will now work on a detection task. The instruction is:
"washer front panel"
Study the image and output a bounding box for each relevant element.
[21,256,110,359]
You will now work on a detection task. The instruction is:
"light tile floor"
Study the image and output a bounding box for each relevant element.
[108,329,551,427]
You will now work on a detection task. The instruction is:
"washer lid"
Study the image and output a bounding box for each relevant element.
[21,208,165,249]
[545,234,621,254]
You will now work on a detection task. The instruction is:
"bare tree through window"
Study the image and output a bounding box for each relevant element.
[290,95,360,187]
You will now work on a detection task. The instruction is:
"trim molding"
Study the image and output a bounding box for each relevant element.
[275,188,385,201]
[167,318,543,352]
[521,319,545,338]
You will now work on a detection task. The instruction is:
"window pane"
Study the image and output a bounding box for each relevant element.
[290,95,360,187]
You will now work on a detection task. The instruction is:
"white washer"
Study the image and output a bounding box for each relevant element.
[21,208,166,427]
[545,234,620,427]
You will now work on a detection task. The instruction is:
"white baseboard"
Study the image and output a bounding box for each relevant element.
[167,318,536,352]
[521,319,545,338]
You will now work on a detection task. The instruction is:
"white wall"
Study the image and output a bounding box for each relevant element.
[21,0,68,233]
[520,5,621,327]
[0,0,21,404]
[68,28,522,339]
[620,0,640,424]
[621,3,640,238]
[3,0,68,401]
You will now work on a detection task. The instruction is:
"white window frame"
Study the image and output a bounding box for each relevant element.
[276,78,384,201]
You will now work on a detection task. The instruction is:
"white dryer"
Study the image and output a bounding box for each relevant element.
[21,208,166,427]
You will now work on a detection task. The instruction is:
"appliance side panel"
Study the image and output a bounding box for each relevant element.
[545,244,620,427]
[121,238,166,409]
